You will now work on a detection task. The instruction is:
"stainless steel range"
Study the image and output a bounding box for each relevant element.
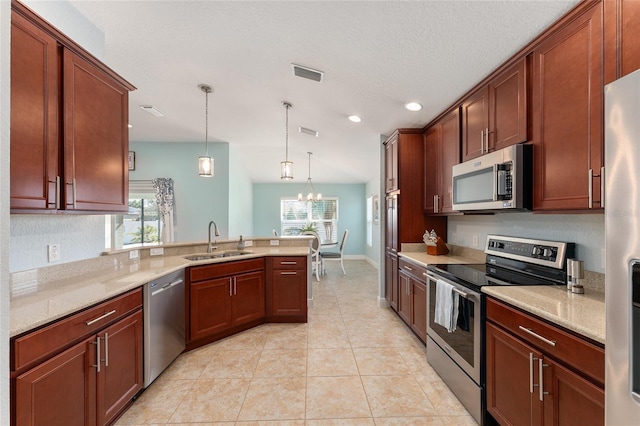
[424,235,574,425]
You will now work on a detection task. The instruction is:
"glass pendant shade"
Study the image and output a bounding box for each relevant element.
[281,160,294,180]
[199,156,214,177]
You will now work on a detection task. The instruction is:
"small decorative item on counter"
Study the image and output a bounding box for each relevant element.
[423,229,449,256]
[567,258,585,294]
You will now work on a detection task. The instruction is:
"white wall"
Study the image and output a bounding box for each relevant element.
[228,144,254,238]
[1,0,11,421]
[448,213,605,272]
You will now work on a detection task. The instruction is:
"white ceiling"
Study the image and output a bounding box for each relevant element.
[68,0,580,184]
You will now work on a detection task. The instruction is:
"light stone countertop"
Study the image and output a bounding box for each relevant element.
[10,246,309,338]
[482,285,605,345]
[399,251,483,267]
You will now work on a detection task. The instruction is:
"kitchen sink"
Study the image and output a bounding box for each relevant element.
[184,250,253,261]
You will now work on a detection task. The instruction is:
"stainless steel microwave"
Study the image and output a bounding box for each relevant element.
[452,144,532,212]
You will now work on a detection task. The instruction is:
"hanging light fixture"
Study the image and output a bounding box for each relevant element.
[280,101,294,180]
[298,152,322,201]
[198,84,214,177]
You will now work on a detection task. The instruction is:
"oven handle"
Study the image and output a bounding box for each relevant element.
[424,272,471,299]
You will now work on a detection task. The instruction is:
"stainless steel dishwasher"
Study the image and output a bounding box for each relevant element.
[143,269,185,387]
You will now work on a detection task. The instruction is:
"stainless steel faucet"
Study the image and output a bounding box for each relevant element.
[208,221,220,253]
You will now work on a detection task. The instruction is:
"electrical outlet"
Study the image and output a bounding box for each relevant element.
[244,240,253,247]
[47,244,60,262]
[129,249,139,260]
[270,240,280,246]
[150,248,164,256]
[472,234,479,247]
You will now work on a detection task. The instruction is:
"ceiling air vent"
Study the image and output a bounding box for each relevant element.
[291,64,324,82]
[299,126,319,137]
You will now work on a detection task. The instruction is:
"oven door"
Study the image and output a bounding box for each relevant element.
[425,270,481,385]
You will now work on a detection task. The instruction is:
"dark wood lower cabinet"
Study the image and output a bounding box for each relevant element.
[385,252,398,311]
[410,280,427,342]
[266,257,308,321]
[397,258,427,343]
[486,298,604,426]
[13,290,143,426]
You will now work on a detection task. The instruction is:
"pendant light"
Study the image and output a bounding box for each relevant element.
[298,152,322,201]
[280,101,294,180]
[198,84,214,177]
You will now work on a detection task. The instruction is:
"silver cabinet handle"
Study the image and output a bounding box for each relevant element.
[280,261,297,265]
[234,277,237,295]
[480,130,485,154]
[104,332,109,367]
[229,277,233,296]
[485,127,490,153]
[86,309,116,326]
[55,176,61,209]
[92,336,101,372]
[518,326,556,347]
[600,166,605,209]
[72,178,77,209]
[403,265,413,271]
[588,168,593,208]
[280,271,297,275]
[539,358,549,401]
[529,353,534,394]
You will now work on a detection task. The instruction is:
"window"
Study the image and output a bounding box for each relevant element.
[281,198,338,244]
[106,180,162,249]
[366,196,373,247]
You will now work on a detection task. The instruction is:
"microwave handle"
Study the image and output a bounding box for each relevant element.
[493,164,499,201]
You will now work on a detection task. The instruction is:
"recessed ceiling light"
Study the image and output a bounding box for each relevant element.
[140,105,165,117]
[348,115,362,123]
[405,102,423,112]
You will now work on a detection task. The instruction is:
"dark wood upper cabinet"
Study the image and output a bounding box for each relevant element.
[461,58,528,162]
[605,0,640,84]
[532,1,604,211]
[424,108,460,214]
[10,1,135,213]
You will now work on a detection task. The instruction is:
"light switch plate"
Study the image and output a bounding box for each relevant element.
[129,249,139,259]
[244,240,253,247]
[150,248,164,256]
[270,240,280,246]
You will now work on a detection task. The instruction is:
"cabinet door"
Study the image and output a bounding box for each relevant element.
[190,278,233,341]
[439,108,460,213]
[398,272,412,325]
[269,268,306,318]
[233,270,265,326]
[10,11,59,211]
[15,336,97,426]
[605,0,640,83]
[410,280,427,343]
[541,358,604,426]
[386,253,398,311]
[490,58,528,151]
[461,85,489,161]
[532,3,603,211]
[63,49,129,212]
[385,136,398,193]
[423,126,440,214]
[486,322,541,426]
[97,311,143,426]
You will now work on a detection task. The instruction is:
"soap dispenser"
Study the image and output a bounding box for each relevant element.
[237,235,245,250]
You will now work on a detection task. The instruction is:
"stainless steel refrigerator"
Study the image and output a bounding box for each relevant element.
[605,69,640,424]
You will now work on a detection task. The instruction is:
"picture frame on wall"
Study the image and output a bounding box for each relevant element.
[128,151,136,171]
[373,195,379,224]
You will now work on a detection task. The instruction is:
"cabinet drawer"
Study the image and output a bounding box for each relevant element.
[486,297,604,385]
[189,258,265,283]
[12,288,142,372]
[270,256,307,270]
[398,258,427,282]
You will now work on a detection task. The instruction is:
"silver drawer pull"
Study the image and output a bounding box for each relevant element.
[518,326,556,347]
[280,261,297,265]
[281,271,297,275]
[403,265,413,271]
[86,309,116,326]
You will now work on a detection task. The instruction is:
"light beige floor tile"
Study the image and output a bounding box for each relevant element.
[264,324,308,349]
[254,349,307,377]
[306,376,371,419]
[115,379,194,424]
[159,345,217,381]
[420,379,472,416]
[440,415,479,425]
[308,327,352,349]
[352,347,411,376]
[214,329,268,350]
[307,348,359,377]
[397,345,428,371]
[237,377,306,421]
[200,349,261,379]
[236,421,305,426]
[168,378,250,423]
[306,419,375,425]
[361,375,436,418]
[373,417,444,425]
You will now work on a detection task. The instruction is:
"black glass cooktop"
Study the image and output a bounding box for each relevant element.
[426,262,565,293]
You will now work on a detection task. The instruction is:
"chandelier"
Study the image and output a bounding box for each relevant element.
[298,152,321,201]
